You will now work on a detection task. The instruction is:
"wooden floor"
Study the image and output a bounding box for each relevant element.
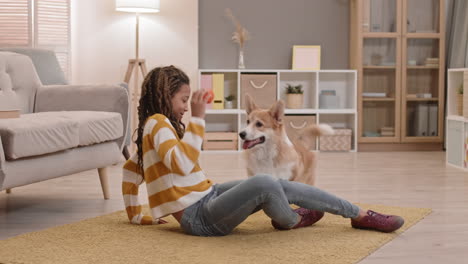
[1,151,468,263]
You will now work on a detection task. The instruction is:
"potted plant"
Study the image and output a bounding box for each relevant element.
[225,94,236,109]
[457,84,463,116]
[285,84,304,109]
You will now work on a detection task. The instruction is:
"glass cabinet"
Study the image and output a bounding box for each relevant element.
[350,0,444,149]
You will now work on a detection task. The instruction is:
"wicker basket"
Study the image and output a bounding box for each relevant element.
[319,129,352,151]
[283,115,316,150]
[240,73,277,109]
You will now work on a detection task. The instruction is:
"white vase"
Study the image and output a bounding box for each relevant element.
[238,49,245,69]
[225,100,234,109]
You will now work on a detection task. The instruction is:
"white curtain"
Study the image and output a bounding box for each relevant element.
[446,0,468,68]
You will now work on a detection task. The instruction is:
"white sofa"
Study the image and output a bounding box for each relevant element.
[0,51,129,199]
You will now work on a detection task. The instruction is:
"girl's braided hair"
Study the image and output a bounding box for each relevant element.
[135,65,190,173]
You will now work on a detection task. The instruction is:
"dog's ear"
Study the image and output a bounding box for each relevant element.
[245,94,258,114]
[269,100,285,124]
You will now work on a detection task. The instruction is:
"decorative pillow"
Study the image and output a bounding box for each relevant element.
[0,48,67,85]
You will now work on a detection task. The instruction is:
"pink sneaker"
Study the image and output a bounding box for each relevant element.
[272,208,324,230]
[351,210,404,233]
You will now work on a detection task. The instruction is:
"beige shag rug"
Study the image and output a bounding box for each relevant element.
[0,204,430,264]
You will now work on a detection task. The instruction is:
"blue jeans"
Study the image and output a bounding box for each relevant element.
[180,175,360,236]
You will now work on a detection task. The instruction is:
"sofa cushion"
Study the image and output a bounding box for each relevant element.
[54,111,123,147]
[0,112,79,160]
[0,111,123,160]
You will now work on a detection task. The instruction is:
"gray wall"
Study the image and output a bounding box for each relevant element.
[199,0,350,70]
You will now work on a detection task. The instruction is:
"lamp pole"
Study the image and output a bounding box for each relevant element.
[132,12,140,146]
[117,0,159,154]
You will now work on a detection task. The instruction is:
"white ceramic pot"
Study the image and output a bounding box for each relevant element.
[225,100,234,109]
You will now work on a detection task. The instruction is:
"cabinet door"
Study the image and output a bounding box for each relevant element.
[360,37,401,142]
[362,0,399,33]
[402,0,444,142]
[405,0,441,34]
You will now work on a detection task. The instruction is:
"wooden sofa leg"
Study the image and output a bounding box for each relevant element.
[6,189,11,194]
[97,168,110,200]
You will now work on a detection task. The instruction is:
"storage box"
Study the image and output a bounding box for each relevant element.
[203,132,238,150]
[240,73,277,109]
[284,115,316,150]
[319,128,352,151]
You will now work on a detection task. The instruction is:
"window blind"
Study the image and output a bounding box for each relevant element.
[0,0,32,46]
[0,0,70,78]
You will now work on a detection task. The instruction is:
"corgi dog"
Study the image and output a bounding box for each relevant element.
[239,94,334,185]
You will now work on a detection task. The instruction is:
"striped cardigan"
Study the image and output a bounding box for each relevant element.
[122,114,213,224]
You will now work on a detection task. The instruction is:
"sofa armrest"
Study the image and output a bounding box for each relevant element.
[34,84,129,150]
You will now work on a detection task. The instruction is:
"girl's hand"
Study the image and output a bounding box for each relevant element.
[154,218,168,225]
[191,89,208,119]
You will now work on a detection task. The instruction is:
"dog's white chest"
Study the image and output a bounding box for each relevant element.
[248,147,294,180]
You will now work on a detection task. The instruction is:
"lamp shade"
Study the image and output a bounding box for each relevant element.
[116,0,160,13]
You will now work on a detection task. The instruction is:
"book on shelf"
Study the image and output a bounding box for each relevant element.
[380,126,395,136]
[425,58,439,67]
[380,126,395,131]
[428,104,438,136]
[414,104,429,136]
[212,73,224,110]
[412,104,438,137]
[416,93,432,99]
[201,74,213,109]
[0,109,20,119]
[362,92,386,97]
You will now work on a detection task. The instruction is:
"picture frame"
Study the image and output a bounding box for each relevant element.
[292,45,321,70]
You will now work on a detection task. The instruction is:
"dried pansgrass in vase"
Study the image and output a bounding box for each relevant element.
[225,8,250,69]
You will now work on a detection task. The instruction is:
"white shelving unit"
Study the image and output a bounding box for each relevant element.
[446,68,468,170]
[199,69,358,152]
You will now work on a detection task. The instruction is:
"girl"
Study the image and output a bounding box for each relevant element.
[122,65,404,236]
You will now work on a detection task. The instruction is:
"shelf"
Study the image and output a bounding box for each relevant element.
[362,32,399,38]
[405,97,439,102]
[199,69,357,152]
[363,97,395,102]
[206,109,239,114]
[405,33,441,39]
[446,69,468,170]
[406,65,439,69]
[363,66,396,69]
[235,108,357,115]
[401,136,442,143]
[283,109,356,115]
[447,115,466,121]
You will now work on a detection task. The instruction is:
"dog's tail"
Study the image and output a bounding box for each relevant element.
[296,124,334,150]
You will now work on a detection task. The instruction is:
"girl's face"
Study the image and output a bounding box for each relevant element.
[171,84,191,121]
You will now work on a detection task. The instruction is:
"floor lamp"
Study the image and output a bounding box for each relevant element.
[116,0,160,154]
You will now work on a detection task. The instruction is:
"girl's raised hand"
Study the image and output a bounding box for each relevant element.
[191,89,208,119]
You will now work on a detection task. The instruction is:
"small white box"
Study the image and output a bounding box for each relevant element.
[319,94,339,109]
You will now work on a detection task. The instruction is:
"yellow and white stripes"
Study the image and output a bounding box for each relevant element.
[122,114,213,224]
